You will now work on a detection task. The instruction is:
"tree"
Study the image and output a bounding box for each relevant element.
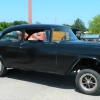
[88,14,100,34]
[0,22,13,31]
[71,18,86,32]
[0,25,4,31]
[13,20,28,25]
[62,24,71,27]
[0,21,28,31]
[35,21,41,24]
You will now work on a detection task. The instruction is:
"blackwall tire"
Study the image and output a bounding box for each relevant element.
[75,69,100,95]
[0,61,7,76]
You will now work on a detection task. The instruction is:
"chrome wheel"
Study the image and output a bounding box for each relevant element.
[80,73,97,91]
[0,61,2,71]
[0,61,7,76]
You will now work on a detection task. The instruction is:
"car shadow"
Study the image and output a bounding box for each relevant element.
[4,69,100,96]
[6,69,76,89]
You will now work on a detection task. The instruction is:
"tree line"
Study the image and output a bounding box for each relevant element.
[63,14,100,34]
[0,21,28,31]
[0,14,100,34]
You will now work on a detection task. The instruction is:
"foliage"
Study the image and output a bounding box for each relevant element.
[71,18,86,32]
[13,20,28,25]
[88,14,100,34]
[62,24,72,28]
[0,21,28,31]
[35,21,41,24]
[0,22,13,31]
[0,25,4,31]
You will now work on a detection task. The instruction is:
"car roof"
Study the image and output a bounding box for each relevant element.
[2,24,69,33]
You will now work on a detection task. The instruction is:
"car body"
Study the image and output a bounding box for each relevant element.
[0,24,100,95]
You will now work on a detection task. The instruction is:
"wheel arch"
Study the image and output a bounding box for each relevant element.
[65,55,100,74]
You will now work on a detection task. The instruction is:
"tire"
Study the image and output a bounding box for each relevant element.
[0,61,7,76]
[75,69,100,95]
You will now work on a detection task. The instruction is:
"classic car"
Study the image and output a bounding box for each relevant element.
[0,24,100,95]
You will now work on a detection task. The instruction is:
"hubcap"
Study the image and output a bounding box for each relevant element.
[80,73,98,91]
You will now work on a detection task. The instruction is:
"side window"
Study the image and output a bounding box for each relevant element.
[28,31,46,41]
[0,30,22,42]
[24,29,50,42]
[52,27,67,41]
[52,27,78,41]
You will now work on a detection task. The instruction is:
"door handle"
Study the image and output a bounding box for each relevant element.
[20,42,27,45]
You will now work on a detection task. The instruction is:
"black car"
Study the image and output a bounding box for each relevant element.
[0,24,100,95]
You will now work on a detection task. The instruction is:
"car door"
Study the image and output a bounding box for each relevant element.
[0,30,22,68]
[18,30,57,72]
[52,27,79,74]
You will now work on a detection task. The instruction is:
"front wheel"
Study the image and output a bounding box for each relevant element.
[0,61,7,76]
[75,69,100,95]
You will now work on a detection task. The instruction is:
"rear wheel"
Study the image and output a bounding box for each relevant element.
[76,69,100,95]
[0,61,7,76]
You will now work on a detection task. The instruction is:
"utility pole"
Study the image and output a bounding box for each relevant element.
[28,0,32,24]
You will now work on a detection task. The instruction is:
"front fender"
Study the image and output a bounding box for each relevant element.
[65,55,100,74]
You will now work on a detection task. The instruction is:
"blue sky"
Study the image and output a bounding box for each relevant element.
[0,0,100,28]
